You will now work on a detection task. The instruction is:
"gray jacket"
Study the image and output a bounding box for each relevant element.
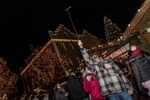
[130,53,150,89]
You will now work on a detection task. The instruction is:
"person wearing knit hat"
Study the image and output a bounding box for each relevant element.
[78,40,133,100]
[83,71,105,100]
[129,44,150,97]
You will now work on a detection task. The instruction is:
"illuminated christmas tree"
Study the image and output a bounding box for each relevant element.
[104,15,123,42]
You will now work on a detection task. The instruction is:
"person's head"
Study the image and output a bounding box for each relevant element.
[118,57,124,63]
[80,68,85,73]
[113,59,118,62]
[86,73,93,81]
[92,54,98,60]
[130,44,141,56]
[56,83,61,89]
[92,54,103,62]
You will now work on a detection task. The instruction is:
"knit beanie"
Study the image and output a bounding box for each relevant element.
[131,45,137,51]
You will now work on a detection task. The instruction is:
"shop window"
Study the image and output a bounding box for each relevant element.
[64,32,69,38]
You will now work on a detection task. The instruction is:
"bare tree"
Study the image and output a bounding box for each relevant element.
[0,57,18,99]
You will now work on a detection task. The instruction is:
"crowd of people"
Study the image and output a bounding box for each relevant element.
[52,41,150,100]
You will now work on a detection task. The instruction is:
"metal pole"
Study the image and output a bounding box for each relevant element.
[65,6,79,39]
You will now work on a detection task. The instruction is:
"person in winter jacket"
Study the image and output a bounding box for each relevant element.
[78,40,133,100]
[53,83,69,100]
[129,45,150,96]
[83,71,105,100]
[66,71,89,100]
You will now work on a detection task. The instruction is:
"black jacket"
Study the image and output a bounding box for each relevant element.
[66,75,87,100]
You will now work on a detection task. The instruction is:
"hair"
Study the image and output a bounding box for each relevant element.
[54,83,62,91]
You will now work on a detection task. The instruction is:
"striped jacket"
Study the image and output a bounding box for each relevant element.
[80,48,133,96]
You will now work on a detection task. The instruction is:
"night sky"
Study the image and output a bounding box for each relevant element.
[0,0,144,73]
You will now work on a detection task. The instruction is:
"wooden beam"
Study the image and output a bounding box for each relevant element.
[122,0,150,41]
[20,40,52,75]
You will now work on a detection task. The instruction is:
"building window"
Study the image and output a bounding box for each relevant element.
[60,43,66,50]
[75,57,80,64]
[64,32,69,38]
[69,43,74,50]
[68,58,73,65]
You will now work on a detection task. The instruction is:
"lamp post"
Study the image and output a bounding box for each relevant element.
[65,6,79,39]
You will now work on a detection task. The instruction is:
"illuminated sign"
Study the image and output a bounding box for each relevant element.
[107,43,130,58]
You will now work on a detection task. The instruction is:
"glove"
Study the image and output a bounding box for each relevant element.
[140,88,149,96]
[78,40,83,48]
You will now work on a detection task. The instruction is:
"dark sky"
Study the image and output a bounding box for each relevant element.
[0,0,144,73]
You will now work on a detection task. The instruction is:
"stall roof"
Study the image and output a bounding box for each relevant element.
[122,0,150,41]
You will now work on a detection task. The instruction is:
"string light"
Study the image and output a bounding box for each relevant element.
[51,39,78,42]
[128,24,131,27]
[104,15,123,42]
[21,45,71,98]
[0,57,18,99]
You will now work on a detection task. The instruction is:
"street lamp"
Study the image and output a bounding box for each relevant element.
[65,6,79,39]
